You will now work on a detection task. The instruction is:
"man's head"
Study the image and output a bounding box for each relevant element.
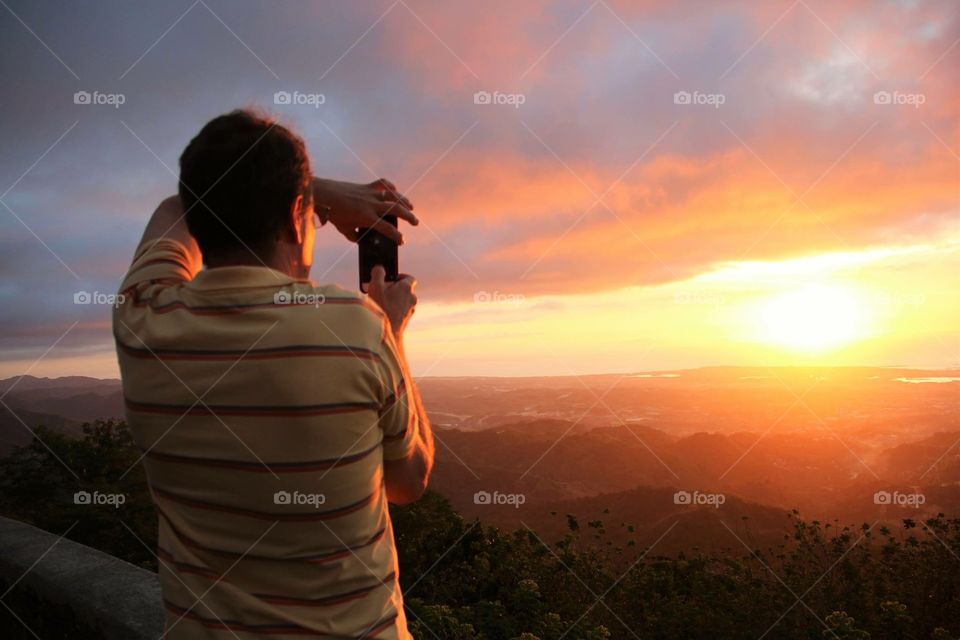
[179,109,315,276]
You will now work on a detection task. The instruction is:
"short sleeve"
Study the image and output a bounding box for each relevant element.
[376,323,420,461]
[119,238,201,293]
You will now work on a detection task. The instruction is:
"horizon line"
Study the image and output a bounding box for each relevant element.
[4,363,960,384]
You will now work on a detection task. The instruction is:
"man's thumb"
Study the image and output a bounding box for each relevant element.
[370,265,386,292]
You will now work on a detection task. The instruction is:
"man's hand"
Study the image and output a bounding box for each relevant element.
[313,178,417,244]
[367,266,417,337]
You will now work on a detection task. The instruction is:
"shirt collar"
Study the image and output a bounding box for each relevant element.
[186,266,297,291]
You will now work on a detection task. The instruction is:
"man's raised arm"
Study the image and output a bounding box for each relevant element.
[136,195,200,258]
[368,266,435,505]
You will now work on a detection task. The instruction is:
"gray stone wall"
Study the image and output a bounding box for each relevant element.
[0,516,163,639]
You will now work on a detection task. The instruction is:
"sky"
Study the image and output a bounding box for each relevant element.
[0,0,957,378]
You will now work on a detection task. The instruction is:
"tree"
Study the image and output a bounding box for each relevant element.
[3,423,960,638]
[0,420,156,569]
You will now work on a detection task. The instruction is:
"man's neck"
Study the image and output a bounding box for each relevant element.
[204,249,307,279]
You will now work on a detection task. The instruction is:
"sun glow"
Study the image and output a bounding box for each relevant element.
[755,284,865,352]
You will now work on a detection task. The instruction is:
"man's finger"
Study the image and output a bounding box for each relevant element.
[372,219,404,244]
[373,178,396,191]
[381,190,415,213]
[397,274,417,292]
[386,190,414,212]
[369,265,386,293]
[379,202,418,226]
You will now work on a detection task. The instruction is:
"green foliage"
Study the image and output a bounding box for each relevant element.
[0,420,156,570]
[822,611,870,639]
[2,421,960,639]
[390,495,960,639]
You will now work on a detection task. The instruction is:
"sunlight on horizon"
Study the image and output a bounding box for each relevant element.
[395,239,958,376]
[1,240,955,379]
[751,284,866,352]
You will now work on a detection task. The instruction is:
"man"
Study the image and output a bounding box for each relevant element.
[113,109,434,639]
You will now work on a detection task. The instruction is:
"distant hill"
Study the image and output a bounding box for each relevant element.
[0,404,82,455]
[880,431,960,484]
[5,388,124,423]
[429,419,960,526]
[0,375,123,424]
[1,370,957,532]
[0,376,123,455]
[0,375,119,393]
[2,366,957,433]
[511,484,795,556]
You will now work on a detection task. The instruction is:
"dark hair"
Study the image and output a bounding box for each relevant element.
[179,109,311,261]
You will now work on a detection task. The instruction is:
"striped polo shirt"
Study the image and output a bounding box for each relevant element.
[113,238,419,639]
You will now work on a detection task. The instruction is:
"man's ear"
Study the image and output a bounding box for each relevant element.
[288,194,305,244]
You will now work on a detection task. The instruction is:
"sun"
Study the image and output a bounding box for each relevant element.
[756,284,865,352]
